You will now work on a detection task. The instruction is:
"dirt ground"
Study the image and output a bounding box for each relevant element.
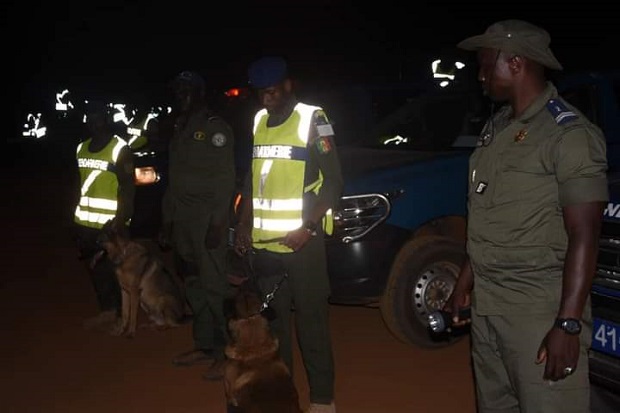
[2,143,617,412]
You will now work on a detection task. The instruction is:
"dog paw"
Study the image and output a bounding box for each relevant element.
[108,321,126,336]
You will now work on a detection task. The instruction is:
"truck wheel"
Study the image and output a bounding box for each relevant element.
[380,235,467,348]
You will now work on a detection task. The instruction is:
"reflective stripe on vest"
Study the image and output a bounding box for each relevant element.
[74,136,127,229]
[127,113,157,149]
[250,103,333,252]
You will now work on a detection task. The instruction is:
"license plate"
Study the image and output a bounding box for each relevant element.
[592,317,620,358]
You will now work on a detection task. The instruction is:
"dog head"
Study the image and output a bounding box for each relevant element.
[96,218,131,264]
[224,280,279,361]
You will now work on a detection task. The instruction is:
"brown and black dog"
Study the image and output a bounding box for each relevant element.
[96,219,186,338]
[223,280,302,413]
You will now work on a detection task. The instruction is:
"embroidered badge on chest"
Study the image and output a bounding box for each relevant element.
[211,132,227,147]
[193,131,206,141]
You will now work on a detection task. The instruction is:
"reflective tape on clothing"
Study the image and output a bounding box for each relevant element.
[79,196,118,211]
[75,206,116,225]
[252,198,303,212]
[253,216,303,232]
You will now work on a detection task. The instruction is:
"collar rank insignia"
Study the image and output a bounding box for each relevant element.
[514,129,527,142]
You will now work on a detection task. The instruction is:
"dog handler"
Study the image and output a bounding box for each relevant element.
[74,100,135,327]
[234,56,344,413]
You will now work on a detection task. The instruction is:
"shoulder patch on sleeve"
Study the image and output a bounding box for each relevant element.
[315,136,333,154]
[546,99,578,125]
[313,109,334,137]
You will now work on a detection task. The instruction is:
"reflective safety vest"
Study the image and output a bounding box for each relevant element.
[127,112,157,149]
[74,136,128,229]
[251,102,333,253]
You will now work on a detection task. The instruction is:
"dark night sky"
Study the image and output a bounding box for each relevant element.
[6,0,619,122]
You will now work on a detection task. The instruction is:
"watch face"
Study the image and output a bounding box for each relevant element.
[560,319,581,334]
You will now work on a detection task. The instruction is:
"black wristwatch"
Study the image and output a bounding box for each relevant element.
[554,318,582,335]
[303,220,317,236]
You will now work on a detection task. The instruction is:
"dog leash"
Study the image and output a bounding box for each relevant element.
[260,272,288,313]
[238,249,288,314]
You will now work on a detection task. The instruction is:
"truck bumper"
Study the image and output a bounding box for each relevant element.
[326,223,410,305]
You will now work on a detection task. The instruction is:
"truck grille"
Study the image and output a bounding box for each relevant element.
[595,220,620,289]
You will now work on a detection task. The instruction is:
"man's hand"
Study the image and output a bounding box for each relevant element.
[444,259,474,328]
[281,228,313,252]
[233,223,252,256]
[444,287,472,328]
[536,327,580,381]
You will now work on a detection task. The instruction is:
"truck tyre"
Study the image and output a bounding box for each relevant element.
[380,235,467,348]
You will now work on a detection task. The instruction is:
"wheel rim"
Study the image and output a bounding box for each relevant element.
[411,262,459,323]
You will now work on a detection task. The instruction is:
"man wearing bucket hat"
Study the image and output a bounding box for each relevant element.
[233,56,343,413]
[445,20,608,412]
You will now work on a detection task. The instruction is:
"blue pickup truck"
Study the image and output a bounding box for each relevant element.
[318,82,485,349]
[558,72,620,393]
[322,71,620,393]
[594,173,620,393]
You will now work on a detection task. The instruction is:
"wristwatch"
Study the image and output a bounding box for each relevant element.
[554,318,582,335]
[303,220,317,236]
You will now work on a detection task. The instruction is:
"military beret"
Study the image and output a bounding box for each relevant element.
[247,56,289,89]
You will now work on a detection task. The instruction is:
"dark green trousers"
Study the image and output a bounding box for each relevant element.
[471,309,591,413]
[172,217,231,359]
[256,234,335,404]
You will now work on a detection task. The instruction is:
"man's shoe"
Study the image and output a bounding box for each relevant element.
[202,358,226,381]
[306,402,336,413]
[172,349,216,367]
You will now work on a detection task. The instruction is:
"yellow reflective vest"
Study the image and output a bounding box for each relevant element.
[74,136,128,229]
[127,112,158,149]
[251,102,333,253]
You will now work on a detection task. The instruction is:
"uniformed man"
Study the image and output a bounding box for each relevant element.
[446,20,608,412]
[163,71,236,380]
[234,56,344,413]
[74,100,135,329]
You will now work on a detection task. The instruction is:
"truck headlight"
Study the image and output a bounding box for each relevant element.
[332,193,391,243]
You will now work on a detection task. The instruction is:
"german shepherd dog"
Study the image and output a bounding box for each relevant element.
[96,219,186,338]
[223,280,302,413]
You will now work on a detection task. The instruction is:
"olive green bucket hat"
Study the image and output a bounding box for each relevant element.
[457,19,563,70]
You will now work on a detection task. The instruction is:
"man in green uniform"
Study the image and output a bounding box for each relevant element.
[446,20,608,412]
[233,56,344,413]
[163,71,236,380]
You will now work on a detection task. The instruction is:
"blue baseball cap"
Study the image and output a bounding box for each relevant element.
[247,56,288,88]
